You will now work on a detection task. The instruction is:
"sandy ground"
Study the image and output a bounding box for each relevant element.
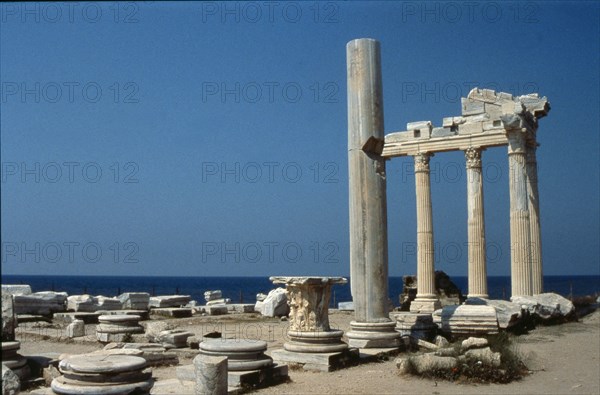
[16,310,600,395]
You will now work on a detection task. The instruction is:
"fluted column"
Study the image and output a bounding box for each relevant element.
[508,132,533,297]
[527,145,543,295]
[410,152,441,313]
[465,147,488,298]
[346,38,399,348]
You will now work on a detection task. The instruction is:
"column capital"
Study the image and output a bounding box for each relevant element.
[464,147,483,169]
[414,152,433,172]
[507,131,527,155]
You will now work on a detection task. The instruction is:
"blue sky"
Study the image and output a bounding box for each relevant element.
[1,1,598,278]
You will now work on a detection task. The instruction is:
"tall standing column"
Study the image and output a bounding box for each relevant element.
[465,147,488,298]
[527,145,543,295]
[508,131,533,297]
[410,152,441,313]
[346,38,399,348]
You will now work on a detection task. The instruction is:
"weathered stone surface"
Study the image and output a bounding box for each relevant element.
[416,338,438,351]
[465,346,501,367]
[465,297,525,329]
[256,293,267,302]
[42,365,61,387]
[157,330,193,348]
[461,337,488,351]
[67,295,94,312]
[226,304,254,313]
[96,315,144,343]
[337,301,354,311]
[53,354,153,394]
[434,335,449,348]
[53,312,100,324]
[145,321,175,343]
[151,307,192,318]
[65,320,85,338]
[200,339,272,372]
[205,305,228,316]
[511,292,575,322]
[255,288,288,317]
[395,356,411,375]
[118,293,150,310]
[13,292,67,315]
[1,285,31,296]
[94,296,123,311]
[103,343,179,367]
[206,299,230,307]
[2,294,16,341]
[440,305,499,336]
[148,295,191,308]
[203,290,222,302]
[410,353,457,374]
[2,363,20,395]
[395,312,437,340]
[193,355,228,395]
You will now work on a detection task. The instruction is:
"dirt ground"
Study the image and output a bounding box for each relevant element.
[16,309,600,395]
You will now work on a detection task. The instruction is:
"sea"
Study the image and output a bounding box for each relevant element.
[2,275,598,307]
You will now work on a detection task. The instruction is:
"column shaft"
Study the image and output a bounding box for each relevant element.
[414,153,435,298]
[465,148,488,298]
[527,146,543,294]
[508,133,533,297]
[347,38,389,322]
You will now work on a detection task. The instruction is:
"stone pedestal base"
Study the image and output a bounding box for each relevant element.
[199,339,273,371]
[346,321,401,348]
[284,330,348,353]
[51,354,153,394]
[270,348,359,372]
[409,298,441,314]
[394,312,437,341]
[2,341,31,380]
[96,314,144,343]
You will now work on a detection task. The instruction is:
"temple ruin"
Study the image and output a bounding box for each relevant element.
[347,38,550,347]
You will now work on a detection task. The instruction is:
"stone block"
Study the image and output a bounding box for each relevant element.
[204,290,222,302]
[461,337,488,351]
[431,127,456,138]
[13,292,67,315]
[465,298,525,329]
[461,97,485,116]
[1,285,32,296]
[440,305,499,336]
[337,301,354,311]
[118,293,150,310]
[256,288,288,317]
[2,293,16,341]
[2,363,21,395]
[226,304,254,313]
[148,295,191,308]
[457,121,484,135]
[511,293,575,322]
[270,348,359,372]
[66,320,85,338]
[53,312,100,324]
[150,308,193,318]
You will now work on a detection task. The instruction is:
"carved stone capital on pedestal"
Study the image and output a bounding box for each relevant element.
[270,276,348,353]
[464,147,483,168]
[414,152,433,172]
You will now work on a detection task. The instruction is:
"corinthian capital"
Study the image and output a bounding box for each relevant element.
[414,152,433,172]
[465,147,482,169]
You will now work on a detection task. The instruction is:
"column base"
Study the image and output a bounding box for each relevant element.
[284,330,348,353]
[467,293,489,299]
[346,321,401,348]
[409,297,441,314]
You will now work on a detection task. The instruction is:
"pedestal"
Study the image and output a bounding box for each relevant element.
[270,276,358,371]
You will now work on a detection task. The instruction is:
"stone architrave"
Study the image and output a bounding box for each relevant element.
[270,276,348,353]
[346,38,400,349]
[527,145,544,294]
[410,152,441,314]
[507,130,533,297]
[465,147,488,298]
